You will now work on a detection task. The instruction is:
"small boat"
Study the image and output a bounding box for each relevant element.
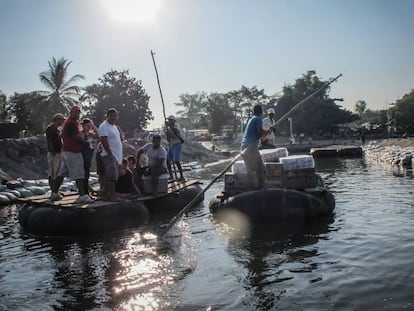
[18,179,204,236]
[209,152,335,224]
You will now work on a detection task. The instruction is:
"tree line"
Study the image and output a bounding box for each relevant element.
[0,57,153,137]
[1,57,413,138]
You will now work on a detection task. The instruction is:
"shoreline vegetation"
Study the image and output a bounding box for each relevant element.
[1,136,414,183]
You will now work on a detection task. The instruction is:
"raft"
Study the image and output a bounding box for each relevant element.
[19,199,149,236]
[18,179,204,236]
[209,188,335,224]
[209,152,335,224]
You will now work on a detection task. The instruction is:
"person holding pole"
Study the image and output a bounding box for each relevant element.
[241,104,266,190]
[260,107,276,149]
[166,115,185,181]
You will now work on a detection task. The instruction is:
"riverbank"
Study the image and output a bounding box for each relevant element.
[364,138,414,166]
[1,136,413,183]
[0,136,223,182]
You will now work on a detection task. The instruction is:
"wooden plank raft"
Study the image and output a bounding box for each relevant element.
[18,179,202,207]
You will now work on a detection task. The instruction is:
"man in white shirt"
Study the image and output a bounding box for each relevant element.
[98,108,123,201]
[260,107,276,149]
[136,134,167,194]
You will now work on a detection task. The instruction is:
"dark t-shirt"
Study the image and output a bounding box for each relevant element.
[45,123,62,153]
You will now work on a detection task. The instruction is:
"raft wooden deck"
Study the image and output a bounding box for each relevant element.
[18,179,202,207]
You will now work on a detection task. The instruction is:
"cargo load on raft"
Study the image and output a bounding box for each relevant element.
[209,148,335,223]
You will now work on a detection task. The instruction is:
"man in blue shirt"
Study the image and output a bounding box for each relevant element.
[241,105,266,190]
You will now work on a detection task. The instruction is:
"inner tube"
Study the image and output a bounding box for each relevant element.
[209,189,335,223]
[19,201,150,236]
[144,184,204,213]
[0,194,10,206]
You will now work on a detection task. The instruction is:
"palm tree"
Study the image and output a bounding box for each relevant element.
[39,57,84,113]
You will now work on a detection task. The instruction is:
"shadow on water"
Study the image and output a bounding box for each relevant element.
[214,214,334,310]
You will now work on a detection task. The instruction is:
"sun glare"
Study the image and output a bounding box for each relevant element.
[102,0,162,23]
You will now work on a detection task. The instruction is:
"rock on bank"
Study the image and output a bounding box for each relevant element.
[364,138,414,166]
[0,136,48,182]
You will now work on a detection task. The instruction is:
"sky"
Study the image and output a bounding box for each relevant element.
[1,0,413,129]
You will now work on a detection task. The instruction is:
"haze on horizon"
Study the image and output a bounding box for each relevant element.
[1,0,413,129]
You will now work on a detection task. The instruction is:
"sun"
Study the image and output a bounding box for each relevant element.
[101,0,162,23]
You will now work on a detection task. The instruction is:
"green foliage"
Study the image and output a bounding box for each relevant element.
[276,71,356,135]
[175,92,208,129]
[174,92,233,134]
[354,100,367,117]
[39,57,84,113]
[0,91,7,121]
[82,70,153,137]
[174,71,355,137]
[8,92,47,136]
[359,109,387,125]
[389,89,414,133]
[205,93,234,134]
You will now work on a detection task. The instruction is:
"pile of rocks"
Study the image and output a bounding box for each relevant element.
[364,139,414,166]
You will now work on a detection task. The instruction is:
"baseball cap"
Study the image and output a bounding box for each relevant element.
[267,108,275,114]
[53,113,66,121]
[167,115,175,120]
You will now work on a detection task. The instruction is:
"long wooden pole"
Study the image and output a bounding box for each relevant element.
[151,50,178,179]
[150,50,167,122]
[160,73,342,237]
[160,149,246,236]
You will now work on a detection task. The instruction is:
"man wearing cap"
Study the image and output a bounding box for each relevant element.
[58,105,95,204]
[136,134,167,194]
[166,115,185,181]
[260,107,276,149]
[98,108,123,201]
[45,113,65,201]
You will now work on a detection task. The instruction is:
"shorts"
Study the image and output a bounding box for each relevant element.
[167,143,182,162]
[47,152,61,179]
[143,166,167,177]
[96,152,105,176]
[82,148,94,171]
[58,151,85,180]
[102,155,119,182]
[241,145,265,174]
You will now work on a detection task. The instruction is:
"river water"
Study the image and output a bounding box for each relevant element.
[1,157,414,310]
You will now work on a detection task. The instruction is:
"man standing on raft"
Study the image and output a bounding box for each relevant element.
[166,115,185,181]
[241,104,266,190]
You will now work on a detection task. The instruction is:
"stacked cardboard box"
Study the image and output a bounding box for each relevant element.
[232,160,247,174]
[281,168,317,189]
[224,172,258,194]
[279,155,316,189]
[264,162,282,188]
[260,147,288,162]
[279,155,315,170]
